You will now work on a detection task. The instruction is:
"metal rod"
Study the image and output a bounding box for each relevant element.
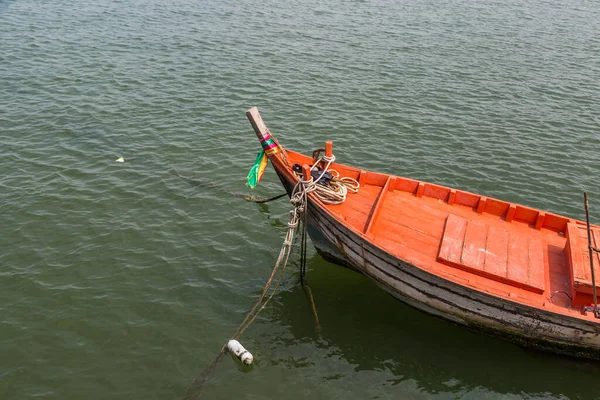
[584,192,599,318]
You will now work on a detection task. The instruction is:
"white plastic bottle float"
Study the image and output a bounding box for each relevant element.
[227,340,253,365]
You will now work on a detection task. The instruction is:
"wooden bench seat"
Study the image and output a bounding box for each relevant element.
[437,214,545,294]
[566,222,600,299]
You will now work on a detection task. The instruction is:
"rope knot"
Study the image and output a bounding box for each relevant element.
[320,154,336,163]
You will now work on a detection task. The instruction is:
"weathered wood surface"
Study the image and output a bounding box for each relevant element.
[246,107,270,143]
[437,214,545,293]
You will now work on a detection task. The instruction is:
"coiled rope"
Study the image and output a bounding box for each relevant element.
[292,154,359,205]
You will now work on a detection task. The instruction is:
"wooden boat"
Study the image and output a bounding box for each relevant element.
[246,107,600,359]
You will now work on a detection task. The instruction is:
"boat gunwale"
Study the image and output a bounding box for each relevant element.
[273,165,600,359]
[269,147,600,325]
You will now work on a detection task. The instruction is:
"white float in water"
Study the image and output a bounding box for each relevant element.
[115,157,124,163]
[227,340,253,365]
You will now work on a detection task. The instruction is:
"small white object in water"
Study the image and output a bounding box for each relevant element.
[115,157,124,163]
[227,339,253,365]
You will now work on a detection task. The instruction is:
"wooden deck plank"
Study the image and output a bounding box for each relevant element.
[338,184,381,216]
[438,214,545,293]
[566,223,600,296]
[376,236,436,269]
[374,217,441,259]
[377,192,449,238]
[528,238,545,291]
[507,234,529,286]
[484,226,509,278]
[344,214,367,233]
[437,214,466,265]
[461,220,489,270]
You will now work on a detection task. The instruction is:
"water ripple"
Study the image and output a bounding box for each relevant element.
[1,0,600,399]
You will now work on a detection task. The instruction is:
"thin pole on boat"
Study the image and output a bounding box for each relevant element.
[299,164,312,284]
[584,192,599,318]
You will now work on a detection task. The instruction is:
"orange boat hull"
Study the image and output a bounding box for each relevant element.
[247,108,600,359]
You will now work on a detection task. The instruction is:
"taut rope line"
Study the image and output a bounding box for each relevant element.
[174,169,287,204]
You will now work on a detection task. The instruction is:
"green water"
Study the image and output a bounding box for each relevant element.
[1,0,600,398]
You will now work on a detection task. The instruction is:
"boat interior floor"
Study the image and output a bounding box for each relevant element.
[285,151,600,319]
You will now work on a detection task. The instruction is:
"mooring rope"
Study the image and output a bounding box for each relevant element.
[185,151,355,398]
[174,170,287,204]
[185,179,309,399]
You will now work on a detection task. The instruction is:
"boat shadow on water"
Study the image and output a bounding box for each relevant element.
[264,253,600,399]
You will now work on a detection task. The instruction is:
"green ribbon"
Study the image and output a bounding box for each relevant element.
[246,150,266,189]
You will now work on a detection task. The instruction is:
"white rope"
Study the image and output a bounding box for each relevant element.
[291,153,359,205]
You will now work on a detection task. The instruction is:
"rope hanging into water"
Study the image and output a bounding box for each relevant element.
[299,201,321,332]
[186,150,354,398]
[186,175,313,399]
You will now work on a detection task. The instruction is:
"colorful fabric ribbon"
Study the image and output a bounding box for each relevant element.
[260,134,278,155]
[246,150,268,189]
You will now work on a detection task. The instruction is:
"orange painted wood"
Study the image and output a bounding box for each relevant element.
[485,226,509,278]
[455,191,479,208]
[543,214,569,232]
[507,234,529,287]
[476,197,487,214]
[438,214,467,265]
[345,214,368,233]
[394,177,419,193]
[515,206,538,224]
[438,214,545,293]
[302,164,311,181]
[265,144,594,309]
[376,218,441,262]
[358,170,367,186]
[485,198,510,218]
[342,184,380,217]
[416,182,425,198]
[528,238,545,292]
[535,212,546,230]
[423,184,451,201]
[448,189,456,205]
[462,220,488,269]
[364,178,391,235]
[325,141,333,158]
[364,171,389,187]
[506,204,516,222]
[382,193,449,238]
[388,177,396,192]
[567,223,600,295]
